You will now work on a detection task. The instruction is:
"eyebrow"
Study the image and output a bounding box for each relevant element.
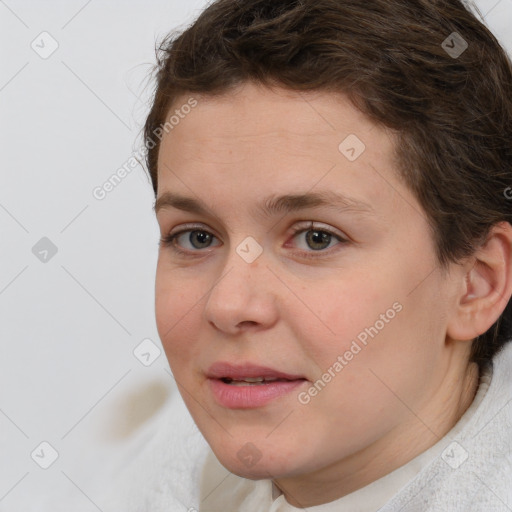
[154,191,375,219]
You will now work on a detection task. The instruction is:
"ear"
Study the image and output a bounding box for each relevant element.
[447,221,512,342]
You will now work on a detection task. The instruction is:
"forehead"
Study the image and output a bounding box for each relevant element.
[159,82,395,161]
[155,82,416,220]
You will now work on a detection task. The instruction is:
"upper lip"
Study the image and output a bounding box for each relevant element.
[207,362,306,381]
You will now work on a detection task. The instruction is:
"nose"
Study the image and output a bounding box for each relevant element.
[204,246,279,335]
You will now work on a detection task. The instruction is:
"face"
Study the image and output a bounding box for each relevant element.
[154,82,461,493]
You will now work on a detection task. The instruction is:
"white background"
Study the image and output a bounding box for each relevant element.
[0,0,511,510]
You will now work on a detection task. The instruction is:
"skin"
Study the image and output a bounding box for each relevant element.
[152,81,505,507]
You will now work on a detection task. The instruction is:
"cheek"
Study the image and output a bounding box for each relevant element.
[154,265,203,366]
[302,264,443,392]
[302,274,399,362]
[307,271,448,416]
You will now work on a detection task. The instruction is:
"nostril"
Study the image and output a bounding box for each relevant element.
[237,320,258,328]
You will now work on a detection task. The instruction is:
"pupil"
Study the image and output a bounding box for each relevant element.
[307,230,330,250]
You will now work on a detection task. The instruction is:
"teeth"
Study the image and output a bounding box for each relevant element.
[224,377,281,384]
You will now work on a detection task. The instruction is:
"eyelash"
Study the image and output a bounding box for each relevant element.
[159,222,349,260]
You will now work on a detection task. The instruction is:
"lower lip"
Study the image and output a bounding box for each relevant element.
[208,378,307,409]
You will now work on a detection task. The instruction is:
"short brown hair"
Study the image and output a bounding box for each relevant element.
[143,0,512,365]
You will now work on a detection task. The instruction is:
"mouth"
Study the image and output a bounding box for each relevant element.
[206,362,308,408]
[207,361,306,381]
[219,376,301,386]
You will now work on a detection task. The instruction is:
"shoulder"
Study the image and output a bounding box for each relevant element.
[382,342,512,512]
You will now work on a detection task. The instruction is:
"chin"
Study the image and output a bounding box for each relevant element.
[211,439,305,479]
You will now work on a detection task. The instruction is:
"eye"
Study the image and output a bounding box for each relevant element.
[159,221,348,258]
[286,222,348,258]
[160,225,219,255]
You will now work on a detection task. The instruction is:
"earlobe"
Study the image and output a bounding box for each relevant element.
[447,222,512,342]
